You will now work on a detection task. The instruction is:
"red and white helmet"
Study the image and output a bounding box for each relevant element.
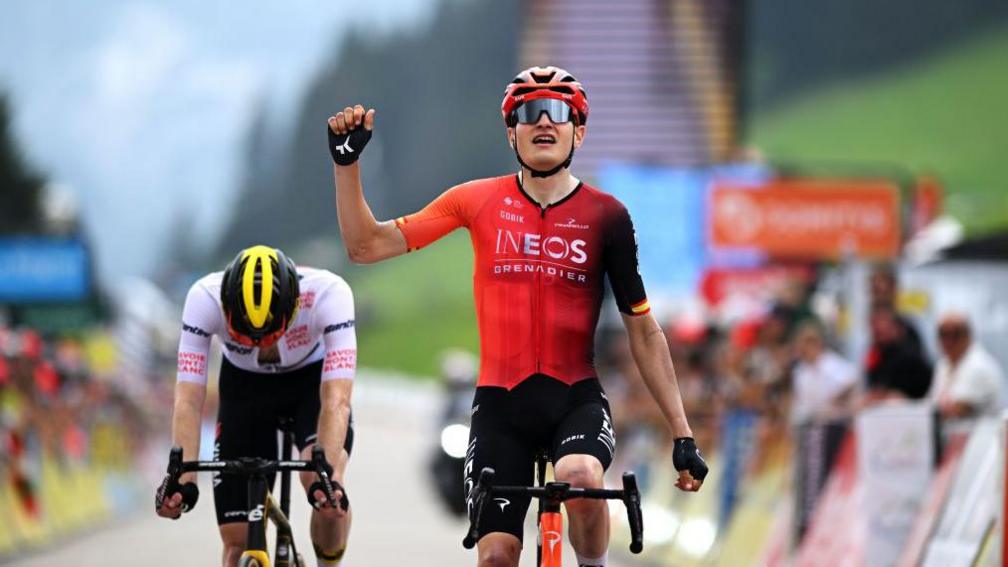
[501,66,589,126]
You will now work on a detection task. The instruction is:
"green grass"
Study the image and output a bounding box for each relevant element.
[344,231,478,377]
[750,26,1008,234]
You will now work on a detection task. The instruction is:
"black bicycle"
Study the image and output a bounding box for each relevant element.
[463,453,644,566]
[163,425,347,567]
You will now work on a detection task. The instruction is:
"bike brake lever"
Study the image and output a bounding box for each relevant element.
[621,472,644,554]
[463,467,496,549]
[312,446,349,512]
[167,446,183,477]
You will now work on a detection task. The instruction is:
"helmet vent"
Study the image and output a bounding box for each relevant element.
[530,71,556,83]
[511,85,574,98]
[253,275,263,306]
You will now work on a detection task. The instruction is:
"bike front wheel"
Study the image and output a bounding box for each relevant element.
[237,556,263,567]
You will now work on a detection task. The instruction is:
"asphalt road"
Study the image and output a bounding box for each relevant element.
[8,376,631,567]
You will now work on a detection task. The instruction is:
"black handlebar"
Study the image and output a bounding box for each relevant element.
[462,467,645,554]
[166,446,349,512]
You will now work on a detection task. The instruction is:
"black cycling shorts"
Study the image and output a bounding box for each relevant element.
[465,374,615,542]
[213,358,354,525]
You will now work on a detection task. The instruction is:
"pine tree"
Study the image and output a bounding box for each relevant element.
[0,94,44,234]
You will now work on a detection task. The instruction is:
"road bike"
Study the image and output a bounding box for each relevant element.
[463,453,644,566]
[163,422,347,567]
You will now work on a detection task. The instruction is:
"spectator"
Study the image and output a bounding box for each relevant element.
[930,312,1004,426]
[865,306,932,401]
[790,320,858,425]
[738,305,794,421]
[869,263,924,354]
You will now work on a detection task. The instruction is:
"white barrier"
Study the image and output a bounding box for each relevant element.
[857,402,935,566]
[921,418,1001,566]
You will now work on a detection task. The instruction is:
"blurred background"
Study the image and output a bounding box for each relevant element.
[1,0,1007,565]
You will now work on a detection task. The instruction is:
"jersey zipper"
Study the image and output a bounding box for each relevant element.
[535,205,547,375]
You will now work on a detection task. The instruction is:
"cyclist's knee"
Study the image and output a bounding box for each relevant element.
[219,523,246,566]
[478,545,520,567]
[477,534,521,567]
[222,546,243,567]
[554,455,603,489]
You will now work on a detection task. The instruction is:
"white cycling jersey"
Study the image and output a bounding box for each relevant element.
[176,267,356,384]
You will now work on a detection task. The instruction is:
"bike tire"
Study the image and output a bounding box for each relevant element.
[237,557,262,567]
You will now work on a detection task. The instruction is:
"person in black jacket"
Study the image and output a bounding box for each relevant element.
[869,264,924,355]
[864,306,932,401]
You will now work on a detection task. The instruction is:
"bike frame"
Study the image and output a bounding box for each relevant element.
[538,497,564,567]
[242,471,299,567]
[241,422,299,567]
[463,455,644,567]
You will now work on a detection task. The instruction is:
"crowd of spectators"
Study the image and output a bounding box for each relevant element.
[0,324,150,519]
[597,262,1006,527]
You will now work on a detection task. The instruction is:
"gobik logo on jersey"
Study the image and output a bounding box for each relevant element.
[495,229,588,264]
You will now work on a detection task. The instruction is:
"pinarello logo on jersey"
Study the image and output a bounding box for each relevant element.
[495,229,588,264]
[554,217,590,230]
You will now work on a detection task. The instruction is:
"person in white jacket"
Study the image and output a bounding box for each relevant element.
[930,312,1004,433]
[790,320,858,425]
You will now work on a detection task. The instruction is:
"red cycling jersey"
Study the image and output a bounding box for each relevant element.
[396,175,649,389]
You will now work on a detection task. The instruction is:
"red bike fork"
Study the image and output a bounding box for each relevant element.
[538,508,563,567]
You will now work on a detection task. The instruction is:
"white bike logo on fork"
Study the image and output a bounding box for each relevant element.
[545,530,561,553]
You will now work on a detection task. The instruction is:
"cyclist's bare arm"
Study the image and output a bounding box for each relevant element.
[329,106,407,264]
[622,312,702,490]
[312,380,352,515]
[171,381,206,485]
[317,378,352,479]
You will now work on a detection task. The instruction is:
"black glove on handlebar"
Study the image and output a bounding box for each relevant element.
[306,457,348,512]
[156,475,199,516]
[327,125,372,166]
[672,437,709,482]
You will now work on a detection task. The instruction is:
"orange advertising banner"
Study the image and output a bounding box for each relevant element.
[710,180,901,259]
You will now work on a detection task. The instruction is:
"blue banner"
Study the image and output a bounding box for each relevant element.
[599,163,770,301]
[0,239,91,302]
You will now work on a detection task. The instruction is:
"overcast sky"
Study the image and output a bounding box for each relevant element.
[0,0,438,282]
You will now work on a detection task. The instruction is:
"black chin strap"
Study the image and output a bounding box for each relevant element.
[513,136,576,178]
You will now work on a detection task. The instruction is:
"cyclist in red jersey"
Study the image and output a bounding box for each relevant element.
[327,66,707,567]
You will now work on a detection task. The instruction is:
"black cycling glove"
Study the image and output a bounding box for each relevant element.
[306,459,349,512]
[672,437,709,482]
[327,124,372,166]
[155,475,199,517]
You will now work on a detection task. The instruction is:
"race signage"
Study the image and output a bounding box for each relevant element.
[709,180,901,259]
[0,238,91,303]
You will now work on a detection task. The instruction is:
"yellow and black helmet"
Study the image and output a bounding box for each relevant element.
[220,245,300,346]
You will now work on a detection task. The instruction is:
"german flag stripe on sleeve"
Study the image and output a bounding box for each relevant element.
[630,299,651,315]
